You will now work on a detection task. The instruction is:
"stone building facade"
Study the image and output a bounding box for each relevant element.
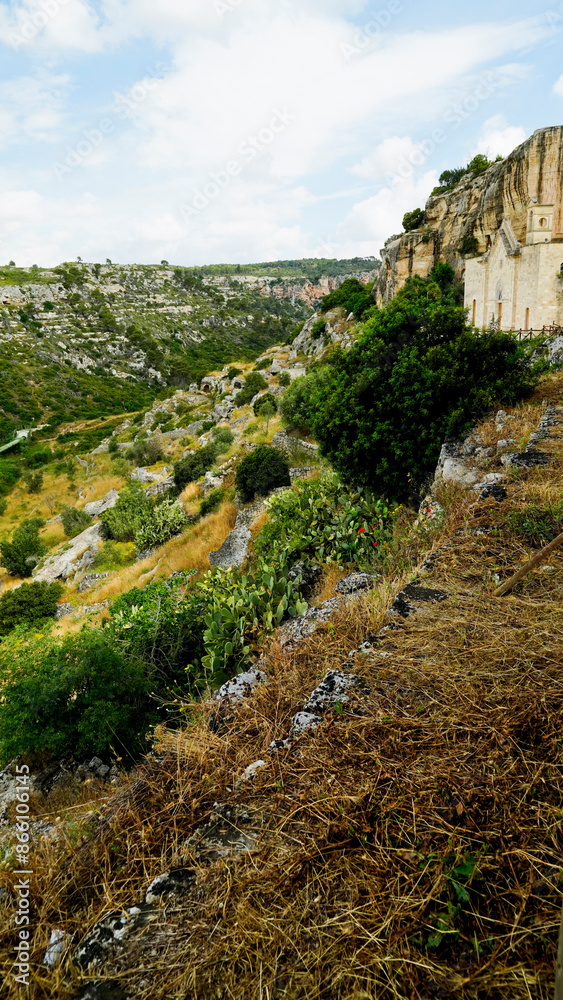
[464,207,563,331]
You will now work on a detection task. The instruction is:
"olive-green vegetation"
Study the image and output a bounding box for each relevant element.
[319,277,374,320]
[282,273,542,502]
[100,480,187,550]
[402,208,426,232]
[183,257,378,281]
[0,581,63,636]
[253,392,278,417]
[235,445,290,502]
[0,518,46,577]
[173,443,218,491]
[61,506,93,539]
[431,154,504,196]
[234,371,268,406]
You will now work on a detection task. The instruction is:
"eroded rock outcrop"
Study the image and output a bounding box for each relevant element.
[376,126,563,303]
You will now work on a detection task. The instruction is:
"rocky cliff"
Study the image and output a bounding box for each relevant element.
[376,125,563,303]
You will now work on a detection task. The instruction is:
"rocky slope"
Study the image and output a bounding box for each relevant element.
[376,125,563,303]
[0,260,375,443]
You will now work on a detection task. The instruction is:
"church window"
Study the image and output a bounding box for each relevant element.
[539,217,548,228]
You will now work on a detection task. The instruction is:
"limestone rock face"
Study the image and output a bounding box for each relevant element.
[34,523,104,583]
[376,126,563,303]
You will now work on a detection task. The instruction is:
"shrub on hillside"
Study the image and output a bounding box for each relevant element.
[253,392,278,418]
[0,518,46,577]
[0,581,64,636]
[319,278,373,320]
[173,443,218,491]
[253,357,271,371]
[197,558,307,681]
[127,436,164,466]
[278,371,291,387]
[235,445,290,503]
[306,279,542,502]
[23,470,43,494]
[254,470,391,570]
[402,208,425,232]
[0,631,156,762]
[0,459,21,497]
[61,505,93,539]
[106,578,206,685]
[234,372,268,406]
[133,496,188,552]
[279,368,331,434]
[100,480,152,543]
[199,488,225,517]
[212,426,234,454]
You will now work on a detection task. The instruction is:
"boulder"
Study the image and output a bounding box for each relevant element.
[145,868,196,905]
[78,572,109,593]
[83,489,119,517]
[208,526,251,568]
[75,904,157,969]
[434,442,481,486]
[215,669,267,704]
[130,467,160,484]
[501,448,551,469]
[549,335,563,364]
[145,476,175,497]
[203,471,223,495]
[34,523,104,583]
[70,982,127,1000]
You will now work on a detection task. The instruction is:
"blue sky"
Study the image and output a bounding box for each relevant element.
[0,0,562,266]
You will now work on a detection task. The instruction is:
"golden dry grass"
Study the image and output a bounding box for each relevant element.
[2,383,563,999]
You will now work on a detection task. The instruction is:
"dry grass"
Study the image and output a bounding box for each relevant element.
[2,385,563,998]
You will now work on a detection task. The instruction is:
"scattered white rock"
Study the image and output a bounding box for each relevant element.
[44,929,70,968]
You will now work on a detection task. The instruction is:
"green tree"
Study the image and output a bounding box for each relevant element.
[253,392,278,418]
[173,443,218,491]
[306,282,541,502]
[235,445,290,502]
[61,506,93,539]
[0,518,46,577]
[403,208,425,232]
[0,581,63,635]
[100,480,152,543]
[234,372,268,406]
[0,631,156,762]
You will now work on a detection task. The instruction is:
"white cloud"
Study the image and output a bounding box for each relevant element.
[473,114,526,158]
[337,168,439,256]
[0,73,69,148]
[554,73,563,98]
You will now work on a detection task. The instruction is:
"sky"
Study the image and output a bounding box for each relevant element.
[1,0,563,267]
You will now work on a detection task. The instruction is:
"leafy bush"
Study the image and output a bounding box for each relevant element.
[127,436,164,466]
[0,518,46,577]
[173,443,218,491]
[133,496,188,551]
[61,505,93,539]
[199,488,225,517]
[278,371,291,387]
[306,282,541,502]
[23,470,43,494]
[255,471,391,569]
[228,366,243,380]
[0,499,6,516]
[253,392,278,417]
[100,480,152,543]
[197,558,307,681]
[403,208,425,232]
[458,235,480,256]
[23,446,53,469]
[234,372,268,406]
[92,540,136,571]
[235,445,290,502]
[253,357,271,371]
[106,578,206,685]
[0,459,20,497]
[108,436,119,455]
[212,426,235,453]
[0,631,156,763]
[319,278,373,320]
[0,581,63,636]
[311,319,327,340]
[279,368,331,434]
